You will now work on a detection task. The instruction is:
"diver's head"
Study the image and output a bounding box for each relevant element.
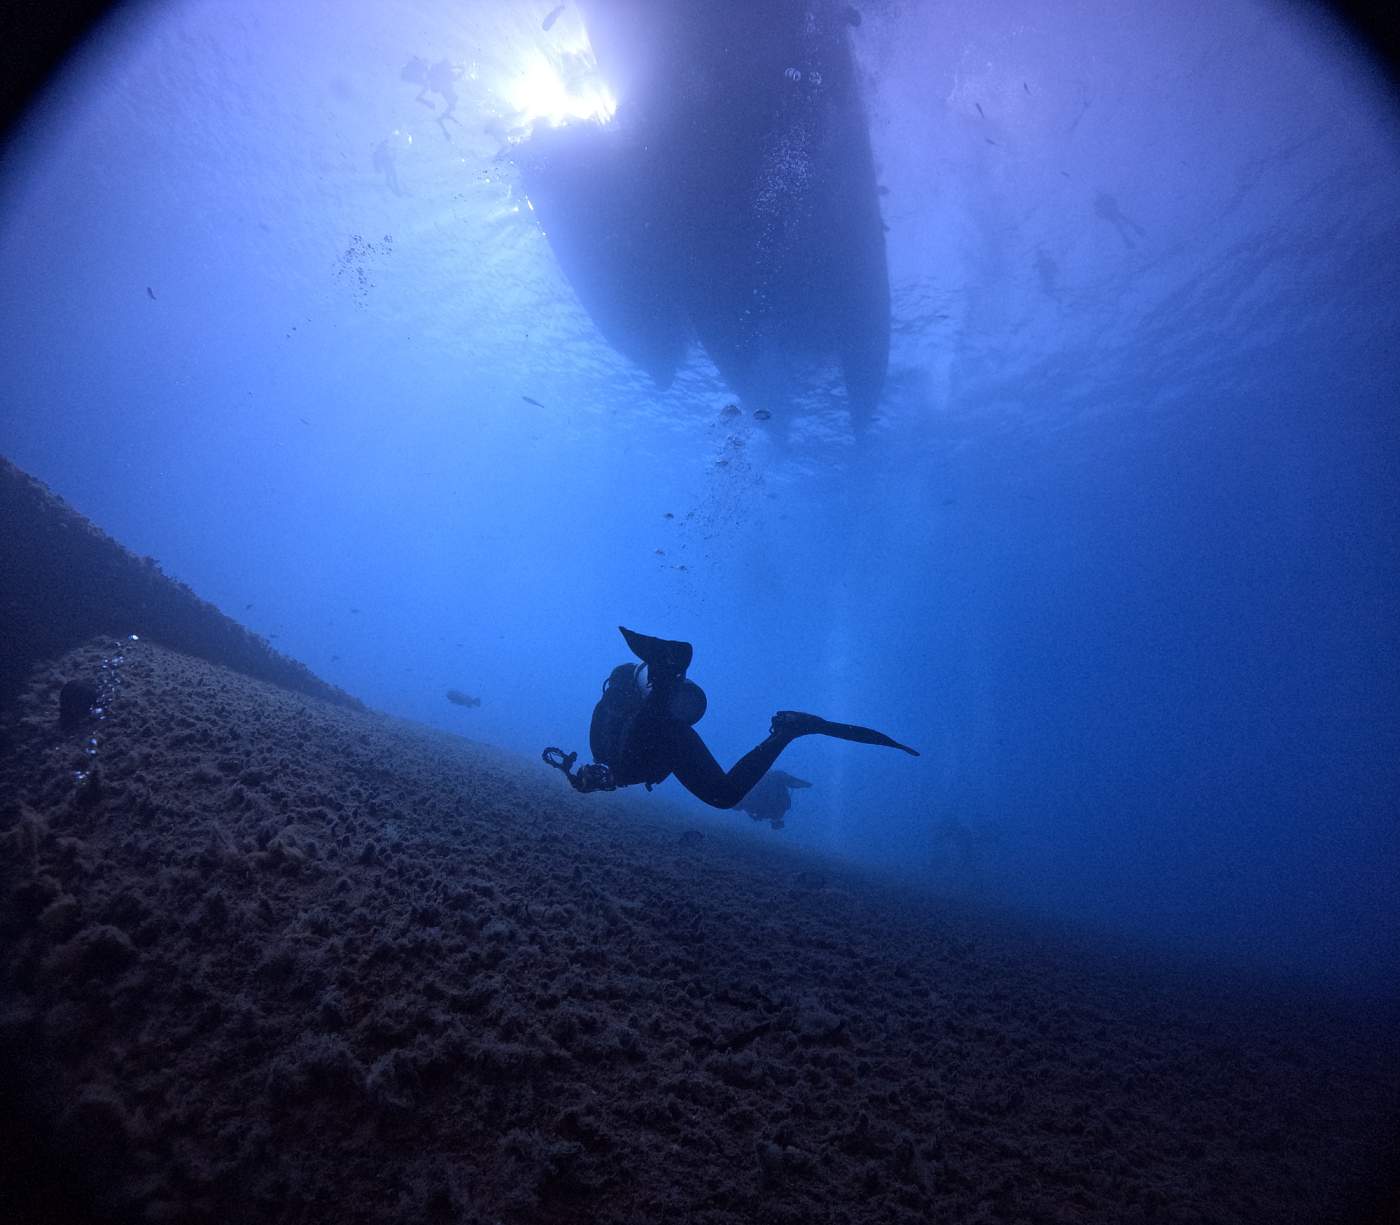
[667,679,707,725]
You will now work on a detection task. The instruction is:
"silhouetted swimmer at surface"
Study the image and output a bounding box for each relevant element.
[400,56,465,138]
[373,138,405,197]
[544,627,917,810]
[1093,191,1146,248]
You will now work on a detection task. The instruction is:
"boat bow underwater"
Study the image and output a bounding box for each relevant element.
[513,0,890,429]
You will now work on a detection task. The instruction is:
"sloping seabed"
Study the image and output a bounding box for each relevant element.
[0,456,362,715]
[1,636,1396,1225]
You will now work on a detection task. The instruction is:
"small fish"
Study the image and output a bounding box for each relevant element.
[663,512,674,519]
[446,689,481,708]
[753,408,772,421]
[522,395,547,408]
[331,653,341,661]
[1023,81,1031,94]
[542,4,564,30]
[975,102,984,118]
[146,286,156,300]
[655,548,665,556]
[245,602,254,610]
[985,138,999,146]
[350,607,361,614]
[720,403,741,418]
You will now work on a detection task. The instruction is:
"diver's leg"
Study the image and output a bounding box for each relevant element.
[671,724,801,809]
[619,626,693,683]
[672,713,918,810]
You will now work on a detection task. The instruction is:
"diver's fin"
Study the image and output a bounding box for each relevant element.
[841,725,919,756]
[618,626,693,679]
[772,711,919,757]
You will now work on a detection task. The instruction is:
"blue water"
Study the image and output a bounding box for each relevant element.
[1,0,1397,995]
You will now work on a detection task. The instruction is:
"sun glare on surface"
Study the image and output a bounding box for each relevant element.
[503,24,617,132]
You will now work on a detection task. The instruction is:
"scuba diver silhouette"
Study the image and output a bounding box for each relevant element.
[544,627,918,810]
[737,769,812,830]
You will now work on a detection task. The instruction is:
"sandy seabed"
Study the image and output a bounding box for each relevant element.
[1,638,1396,1225]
